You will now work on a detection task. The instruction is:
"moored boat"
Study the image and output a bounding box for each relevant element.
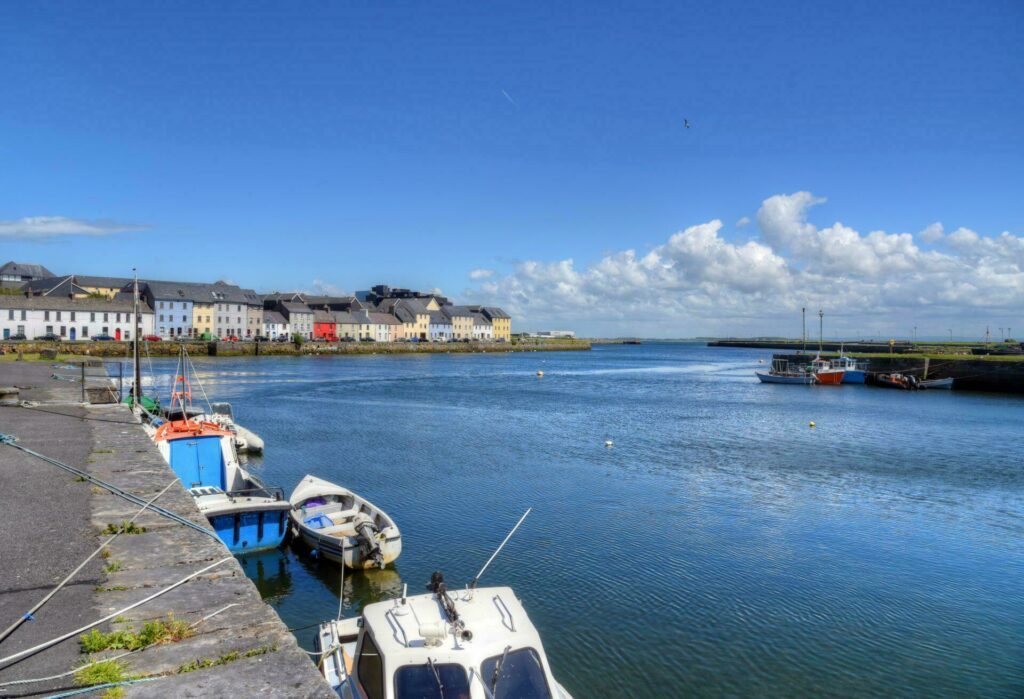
[919,377,954,389]
[830,355,866,384]
[810,356,845,385]
[289,475,401,569]
[149,348,289,553]
[755,358,814,384]
[315,572,574,698]
[875,372,918,390]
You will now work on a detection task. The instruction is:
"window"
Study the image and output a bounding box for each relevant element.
[90,312,96,322]
[160,315,164,322]
[46,325,53,334]
[182,315,187,322]
[56,311,62,321]
[480,648,551,699]
[395,663,469,699]
[44,311,50,321]
[160,301,164,309]
[60,326,66,337]
[124,331,130,340]
[20,310,25,321]
[70,311,76,321]
[6,310,11,320]
[103,313,109,322]
[82,327,88,337]
[102,326,109,334]
[116,313,121,322]
[356,633,384,699]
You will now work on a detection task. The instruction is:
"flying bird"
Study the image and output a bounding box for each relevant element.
[684,118,691,129]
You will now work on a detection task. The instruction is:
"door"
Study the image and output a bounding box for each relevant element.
[70,327,76,340]
[2,329,8,339]
[115,328,121,341]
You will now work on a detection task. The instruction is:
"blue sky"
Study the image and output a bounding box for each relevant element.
[2,1,1022,336]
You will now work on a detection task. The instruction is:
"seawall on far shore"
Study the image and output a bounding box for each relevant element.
[0,338,591,358]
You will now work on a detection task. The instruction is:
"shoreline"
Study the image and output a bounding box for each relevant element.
[0,338,591,359]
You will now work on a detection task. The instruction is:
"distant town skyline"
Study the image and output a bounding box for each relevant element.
[2,2,1021,338]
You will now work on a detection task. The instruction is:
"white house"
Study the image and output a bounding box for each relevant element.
[0,296,154,341]
[262,310,290,339]
[428,310,453,342]
[471,311,493,341]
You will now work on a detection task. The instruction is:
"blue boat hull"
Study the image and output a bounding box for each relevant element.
[211,509,288,553]
[841,370,866,384]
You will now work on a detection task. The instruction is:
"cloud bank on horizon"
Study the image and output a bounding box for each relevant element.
[0,216,150,238]
[466,192,1024,338]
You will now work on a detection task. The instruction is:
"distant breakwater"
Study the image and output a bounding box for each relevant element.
[0,338,591,358]
[772,352,1024,393]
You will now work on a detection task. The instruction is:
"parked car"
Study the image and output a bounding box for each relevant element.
[224,335,240,342]
[274,335,290,342]
[252,335,269,342]
[7,333,27,341]
[142,334,161,342]
[92,334,115,341]
[35,332,60,341]
[340,336,355,342]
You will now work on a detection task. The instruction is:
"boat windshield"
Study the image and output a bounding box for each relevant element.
[395,661,470,699]
[481,648,551,699]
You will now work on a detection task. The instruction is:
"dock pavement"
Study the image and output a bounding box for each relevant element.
[0,360,333,697]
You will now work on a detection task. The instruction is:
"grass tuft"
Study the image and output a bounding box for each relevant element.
[80,615,193,652]
[74,659,126,686]
[175,645,275,674]
[103,521,146,535]
[104,560,123,573]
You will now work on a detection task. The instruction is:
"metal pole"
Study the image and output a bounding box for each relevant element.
[818,309,823,353]
[81,362,85,402]
[802,307,806,352]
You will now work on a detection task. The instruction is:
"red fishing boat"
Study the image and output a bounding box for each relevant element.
[811,356,845,385]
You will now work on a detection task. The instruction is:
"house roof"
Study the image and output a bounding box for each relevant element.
[0,261,55,280]
[368,312,401,325]
[279,301,312,316]
[331,311,358,325]
[142,280,259,305]
[472,312,492,326]
[428,310,450,324]
[262,311,287,325]
[441,305,474,320]
[482,306,510,320]
[313,309,335,323]
[0,295,151,313]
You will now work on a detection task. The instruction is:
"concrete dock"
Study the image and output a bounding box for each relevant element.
[0,360,333,697]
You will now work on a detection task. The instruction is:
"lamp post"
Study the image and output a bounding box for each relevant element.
[818,309,823,353]
[802,307,806,352]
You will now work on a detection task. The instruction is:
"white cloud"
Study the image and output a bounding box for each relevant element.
[918,222,944,244]
[736,216,751,228]
[0,216,150,238]
[469,268,494,280]
[311,279,347,296]
[466,191,1024,336]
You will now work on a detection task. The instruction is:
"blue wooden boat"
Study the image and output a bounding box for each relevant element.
[150,349,289,553]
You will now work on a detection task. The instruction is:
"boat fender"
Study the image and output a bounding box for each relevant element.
[809,421,815,428]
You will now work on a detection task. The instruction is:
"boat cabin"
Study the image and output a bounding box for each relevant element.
[321,579,572,698]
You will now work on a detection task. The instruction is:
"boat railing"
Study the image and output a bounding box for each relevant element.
[226,485,285,501]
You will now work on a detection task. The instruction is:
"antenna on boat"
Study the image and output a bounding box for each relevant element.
[132,269,142,411]
[469,508,532,590]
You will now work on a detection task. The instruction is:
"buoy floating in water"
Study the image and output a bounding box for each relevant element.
[809,421,816,428]
[536,370,544,377]
[604,439,614,448]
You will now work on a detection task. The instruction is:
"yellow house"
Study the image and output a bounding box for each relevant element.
[442,306,475,340]
[192,301,214,337]
[379,299,429,340]
[482,307,512,342]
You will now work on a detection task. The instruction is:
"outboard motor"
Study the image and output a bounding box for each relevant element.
[353,512,385,568]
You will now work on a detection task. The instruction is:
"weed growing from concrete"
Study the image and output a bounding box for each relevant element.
[175,645,276,674]
[103,521,146,535]
[104,560,123,573]
[74,659,127,686]
[80,615,193,652]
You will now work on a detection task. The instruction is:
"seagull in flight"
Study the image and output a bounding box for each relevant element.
[684,118,691,129]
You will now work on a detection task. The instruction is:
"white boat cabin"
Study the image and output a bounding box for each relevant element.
[319,576,572,698]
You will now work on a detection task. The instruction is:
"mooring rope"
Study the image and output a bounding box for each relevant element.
[0,480,178,647]
[0,434,217,541]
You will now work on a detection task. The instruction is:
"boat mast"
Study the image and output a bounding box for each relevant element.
[132,269,142,408]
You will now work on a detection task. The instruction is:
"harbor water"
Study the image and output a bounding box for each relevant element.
[145,343,1024,698]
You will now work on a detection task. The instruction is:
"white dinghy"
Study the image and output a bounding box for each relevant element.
[289,475,401,569]
[315,510,572,698]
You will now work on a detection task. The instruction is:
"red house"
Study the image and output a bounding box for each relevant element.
[313,309,338,342]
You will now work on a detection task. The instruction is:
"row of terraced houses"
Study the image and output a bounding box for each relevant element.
[0,263,511,343]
